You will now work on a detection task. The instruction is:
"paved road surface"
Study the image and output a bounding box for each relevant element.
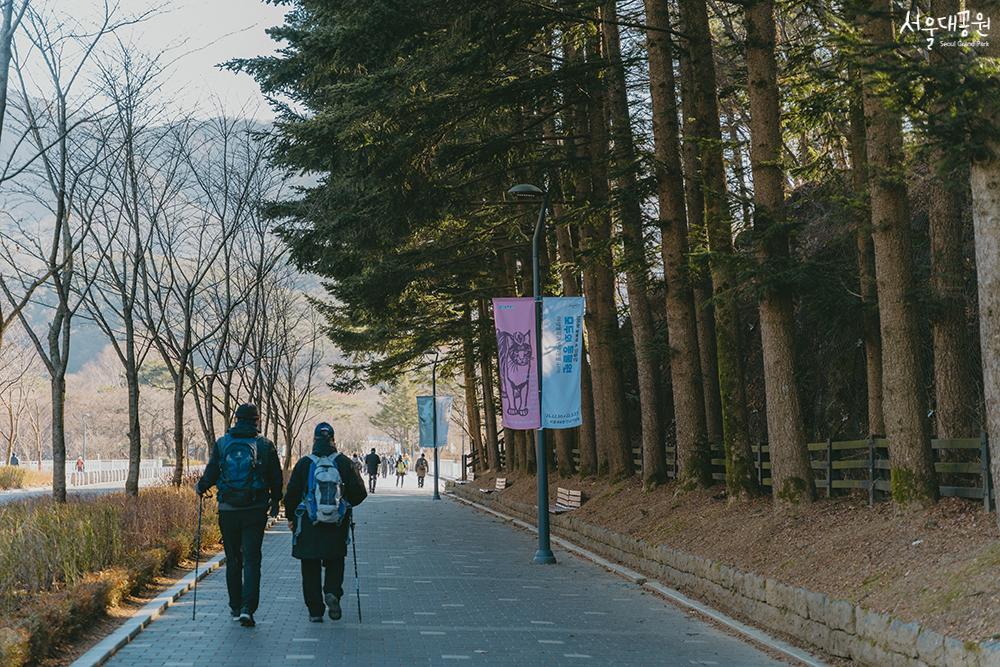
[0,477,161,505]
[104,480,785,666]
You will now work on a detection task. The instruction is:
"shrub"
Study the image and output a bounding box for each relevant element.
[0,487,220,665]
[0,466,25,490]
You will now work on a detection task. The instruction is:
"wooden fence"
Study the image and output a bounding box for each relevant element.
[577,434,994,510]
[467,431,993,510]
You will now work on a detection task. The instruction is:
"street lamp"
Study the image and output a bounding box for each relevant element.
[426,349,442,501]
[82,413,91,461]
[506,183,556,565]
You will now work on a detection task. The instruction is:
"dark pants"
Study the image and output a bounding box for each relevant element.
[301,557,346,616]
[368,473,377,493]
[219,508,268,614]
[417,475,425,488]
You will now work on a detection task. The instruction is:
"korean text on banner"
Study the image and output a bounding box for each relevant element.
[541,297,584,428]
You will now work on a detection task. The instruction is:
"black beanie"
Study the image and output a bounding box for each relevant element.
[235,404,258,421]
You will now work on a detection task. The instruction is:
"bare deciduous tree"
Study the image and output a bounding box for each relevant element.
[0,1,133,501]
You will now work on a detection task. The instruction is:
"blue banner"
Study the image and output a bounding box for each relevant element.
[541,297,585,429]
[417,395,452,447]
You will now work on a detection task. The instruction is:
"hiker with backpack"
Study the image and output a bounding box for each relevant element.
[414,453,429,488]
[394,457,407,487]
[196,403,283,628]
[364,448,381,494]
[284,422,367,623]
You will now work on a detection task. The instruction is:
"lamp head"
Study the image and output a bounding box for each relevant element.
[506,183,545,201]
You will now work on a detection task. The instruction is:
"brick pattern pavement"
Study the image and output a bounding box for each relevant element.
[105,481,784,666]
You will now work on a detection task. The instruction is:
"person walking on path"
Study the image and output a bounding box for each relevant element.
[74,456,85,486]
[395,457,407,487]
[8,452,18,466]
[196,403,283,628]
[380,455,388,479]
[364,448,381,493]
[414,452,429,488]
[284,423,367,622]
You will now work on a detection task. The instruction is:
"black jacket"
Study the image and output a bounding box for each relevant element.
[364,452,381,474]
[197,420,283,513]
[284,440,367,560]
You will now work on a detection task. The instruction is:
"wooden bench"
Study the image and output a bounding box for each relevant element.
[549,487,583,513]
[479,477,509,493]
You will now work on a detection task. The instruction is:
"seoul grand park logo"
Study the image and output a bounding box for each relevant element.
[897,5,991,48]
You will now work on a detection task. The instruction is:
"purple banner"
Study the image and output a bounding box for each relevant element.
[493,298,540,430]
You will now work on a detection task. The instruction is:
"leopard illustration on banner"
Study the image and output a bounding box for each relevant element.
[492,298,540,429]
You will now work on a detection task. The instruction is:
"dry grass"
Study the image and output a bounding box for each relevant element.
[0,467,53,490]
[0,487,220,665]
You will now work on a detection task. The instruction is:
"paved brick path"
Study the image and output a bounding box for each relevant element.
[105,480,784,666]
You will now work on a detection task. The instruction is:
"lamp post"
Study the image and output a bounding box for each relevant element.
[82,413,91,462]
[428,350,441,500]
[506,183,556,565]
[431,349,441,500]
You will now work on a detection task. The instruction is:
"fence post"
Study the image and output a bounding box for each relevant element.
[981,431,992,513]
[826,437,833,498]
[756,442,763,486]
[867,436,876,507]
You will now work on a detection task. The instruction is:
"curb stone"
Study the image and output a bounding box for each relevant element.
[69,551,226,667]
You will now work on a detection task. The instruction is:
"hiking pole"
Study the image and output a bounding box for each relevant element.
[350,519,362,623]
[192,493,204,621]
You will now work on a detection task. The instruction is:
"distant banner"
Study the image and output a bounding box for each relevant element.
[541,297,585,429]
[492,298,540,430]
[417,395,453,447]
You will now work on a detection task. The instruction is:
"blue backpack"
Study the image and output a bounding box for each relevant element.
[301,453,349,525]
[216,434,266,507]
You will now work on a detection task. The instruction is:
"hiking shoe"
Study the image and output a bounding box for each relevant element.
[325,593,342,620]
[239,610,255,627]
[308,615,324,623]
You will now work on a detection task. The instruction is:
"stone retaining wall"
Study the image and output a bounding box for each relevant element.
[448,483,1000,667]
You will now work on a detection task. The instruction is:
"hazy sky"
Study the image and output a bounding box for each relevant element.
[56,0,290,119]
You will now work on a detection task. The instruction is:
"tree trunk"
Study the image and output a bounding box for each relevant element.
[462,323,485,472]
[478,298,502,470]
[928,0,975,439]
[678,0,758,497]
[125,364,142,496]
[0,0,19,139]
[51,371,67,502]
[562,35,600,479]
[577,343,599,477]
[679,47,724,447]
[971,4,1000,527]
[581,17,632,480]
[859,0,937,503]
[603,0,664,488]
[745,0,814,503]
[847,84,885,436]
[524,429,536,474]
[644,0,711,488]
[172,374,186,486]
[553,221,579,477]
